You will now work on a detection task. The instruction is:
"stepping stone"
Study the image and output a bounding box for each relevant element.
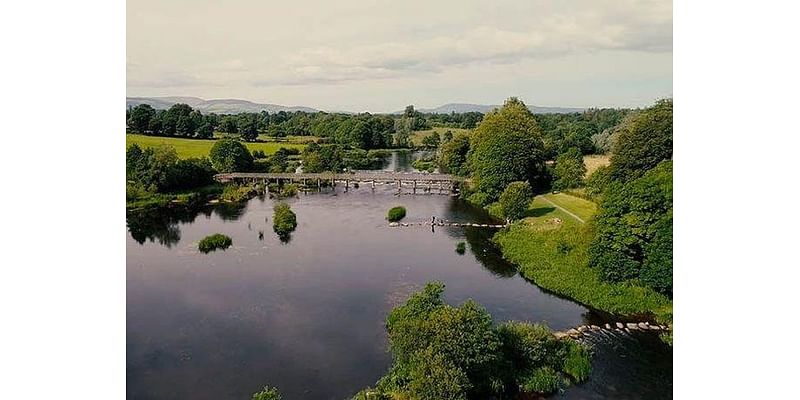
[616,322,624,329]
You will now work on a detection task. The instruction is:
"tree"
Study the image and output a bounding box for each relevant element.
[209,138,254,173]
[220,116,238,134]
[238,114,260,141]
[421,132,441,149]
[499,181,532,221]
[128,104,155,133]
[609,99,672,182]
[272,202,297,241]
[467,98,546,200]
[439,133,470,176]
[196,122,214,139]
[553,147,586,190]
[589,160,673,296]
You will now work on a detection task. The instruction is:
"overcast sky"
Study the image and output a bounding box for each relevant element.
[127,0,672,112]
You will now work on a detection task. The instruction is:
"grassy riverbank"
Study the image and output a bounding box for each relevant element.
[492,193,673,343]
[126,134,305,159]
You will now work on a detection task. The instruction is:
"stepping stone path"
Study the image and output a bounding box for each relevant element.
[556,321,671,339]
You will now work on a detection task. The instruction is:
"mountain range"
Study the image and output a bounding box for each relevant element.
[126,97,586,115]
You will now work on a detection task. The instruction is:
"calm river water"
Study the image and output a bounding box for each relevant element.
[127,154,672,400]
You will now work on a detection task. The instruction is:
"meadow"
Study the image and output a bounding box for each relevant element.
[126,134,306,159]
[493,192,672,341]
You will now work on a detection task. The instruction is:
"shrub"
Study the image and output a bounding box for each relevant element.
[251,386,282,400]
[466,191,490,207]
[455,241,466,254]
[272,202,298,240]
[221,184,256,203]
[387,206,406,222]
[520,367,563,393]
[498,181,532,221]
[198,234,232,253]
[562,341,592,381]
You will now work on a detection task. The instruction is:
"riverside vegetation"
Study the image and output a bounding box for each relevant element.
[386,206,407,222]
[353,282,590,400]
[438,97,673,344]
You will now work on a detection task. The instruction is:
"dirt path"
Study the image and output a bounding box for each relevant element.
[540,196,586,223]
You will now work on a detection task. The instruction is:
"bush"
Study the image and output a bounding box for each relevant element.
[251,386,282,400]
[466,191,490,207]
[273,202,298,240]
[520,367,563,394]
[221,184,256,203]
[387,206,406,222]
[499,181,532,221]
[209,138,254,173]
[455,241,466,254]
[198,234,232,253]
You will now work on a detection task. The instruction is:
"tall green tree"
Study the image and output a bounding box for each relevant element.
[553,147,587,190]
[128,104,155,133]
[439,133,470,176]
[610,99,673,182]
[209,138,253,172]
[589,160,673,295]
[499,181,533,221]
[467,98,546,200]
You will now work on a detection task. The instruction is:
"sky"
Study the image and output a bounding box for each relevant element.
[127,0,672,113]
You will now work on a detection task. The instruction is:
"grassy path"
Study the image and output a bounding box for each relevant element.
[540,196,586,223]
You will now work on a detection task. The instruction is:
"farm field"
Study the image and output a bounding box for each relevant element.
[126,134,306,159]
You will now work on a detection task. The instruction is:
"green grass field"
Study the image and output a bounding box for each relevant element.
[542,193,598,222]
[494,192,672,342]
[126,134,306,159]
[410,127,472,146]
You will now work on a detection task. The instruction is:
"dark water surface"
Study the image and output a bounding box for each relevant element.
[127,157,671,400]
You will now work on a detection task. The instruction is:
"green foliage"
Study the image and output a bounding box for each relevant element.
[251,386,282,400]
[467,98,546,201]
[584,165,612,199]
[412,159,436,172]
[589,161,673,295]
[498,181,533,221]
[209,138,254,173]
[387,206,406,222]
[455,241,466,255]
[127,143,214,194]
[198,233,232,253]
[465,191,491,208]
[367,282,589,399]
[220,184,257,203]
[519,367,563,393]
[562,341,592,381]
[494,222,671,317]
[536,108,628,158]
[553,147,587,190]
[301,143,345,173]
[420,131,441,149]
[438,133,470,176]
[610,99,673,182]
[272,202,298,240]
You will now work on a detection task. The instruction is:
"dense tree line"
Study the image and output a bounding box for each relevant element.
[126,144,216,193]
[536,108,629,158]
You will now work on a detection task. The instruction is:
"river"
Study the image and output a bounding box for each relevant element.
[127,153,672,400]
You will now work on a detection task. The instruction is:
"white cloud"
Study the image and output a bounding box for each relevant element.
[127,0,672,110]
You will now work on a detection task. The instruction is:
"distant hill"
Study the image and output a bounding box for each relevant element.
[126,97,319,114]
[414,103,586,114]
[127,97,586,115]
